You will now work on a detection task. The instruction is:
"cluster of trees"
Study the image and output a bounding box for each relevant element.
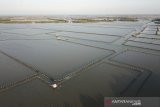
[152,19,160,24]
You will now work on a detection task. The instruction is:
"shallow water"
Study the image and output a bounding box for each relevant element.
[125,41,160,50]
[0,63,139,107]
[51,32,120,43]
[0,52,35,86]
[0,21,160,106]
[0,39,113,80]
[112,50,160,96]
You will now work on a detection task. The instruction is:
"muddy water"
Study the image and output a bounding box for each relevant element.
[0,52,35,86]
[51,32,120,43]
[125,41,160,50]
[0,39,113,80]
[0,63,139,107]
[1,21,158,106]
[112,51,160,96]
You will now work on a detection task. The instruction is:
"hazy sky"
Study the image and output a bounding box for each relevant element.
[0,0,160,15]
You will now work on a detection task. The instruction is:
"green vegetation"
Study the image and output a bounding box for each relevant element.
[72,18,109,23]
[152,19,160,24]
[35,20,67,23]
[47,18,68,23]
[0,21,32,24]
[72,17,138,23]
[73,18,98,23]
[118,17,138,22]
[0,17,11,23]
[0,17,68,24]
[0,16,139,24]
[0,17,32,23]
